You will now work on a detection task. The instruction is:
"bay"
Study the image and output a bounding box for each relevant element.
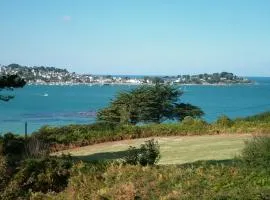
[1,77,270,134]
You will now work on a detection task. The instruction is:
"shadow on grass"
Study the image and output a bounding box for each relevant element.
[72,150,130,161]
[72,149,240,167]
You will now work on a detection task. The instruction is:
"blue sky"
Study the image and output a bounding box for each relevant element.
[0,0,270,76]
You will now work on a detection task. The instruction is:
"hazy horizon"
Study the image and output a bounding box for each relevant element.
[1,0,270,76]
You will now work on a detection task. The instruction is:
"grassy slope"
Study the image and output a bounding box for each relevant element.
[59,134,252,165]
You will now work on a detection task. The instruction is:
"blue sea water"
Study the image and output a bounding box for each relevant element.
[1,77,270,134]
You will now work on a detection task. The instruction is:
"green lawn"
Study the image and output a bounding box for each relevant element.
[59,134,252,164]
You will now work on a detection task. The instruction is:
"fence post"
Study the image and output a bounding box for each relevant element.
[25,121,28,138]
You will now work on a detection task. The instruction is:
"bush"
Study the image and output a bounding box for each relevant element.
[242,111,270,122]
[124,146,140,165]
[43,162,270,200]
[242,136,270,170]
[181,116,195,125]
[1,133,25,168]
[215,115,233,127]
[0,155,8,192]
[24,136,50,158]
[125,139,160,166]
[0,155,73,199]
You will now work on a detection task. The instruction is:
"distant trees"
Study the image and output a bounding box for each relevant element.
[0,74,26,101]
[97,83,204,125]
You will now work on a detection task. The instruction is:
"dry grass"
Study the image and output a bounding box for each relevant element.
[57,134,252,165]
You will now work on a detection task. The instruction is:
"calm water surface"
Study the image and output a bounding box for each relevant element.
[1,77,270,134]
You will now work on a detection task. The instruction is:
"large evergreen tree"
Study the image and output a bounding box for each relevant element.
[97,83,204,124]
[0,74,26,101]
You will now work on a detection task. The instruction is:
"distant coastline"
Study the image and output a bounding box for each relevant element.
[1,63,253,86]
[26,82,254,87]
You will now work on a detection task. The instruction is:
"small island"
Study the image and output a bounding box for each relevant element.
[0,64,252,85]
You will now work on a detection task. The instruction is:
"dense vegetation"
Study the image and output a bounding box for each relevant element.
[174,71,252,84]
[97,83,204,124]
[0,76,269,199]
[28,112,270,151]
[0,112,270,199]
[1,135,269,200]
[33,159,270,200]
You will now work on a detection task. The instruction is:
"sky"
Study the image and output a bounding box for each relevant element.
[0,0,270,76]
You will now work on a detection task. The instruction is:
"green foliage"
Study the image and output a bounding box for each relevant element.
[37,161,270,200]
[0,74,26,88]
[182,116,196,125]
[215,115,234,127]
[29,111,270,150]
[125,139,161,166]
[241,111,270,122]
[0,156,73,199]
[0,74,26,101]
[98,83,203,125]
[2,112,270,199]
[0,155,9,192]
[97,92,136,124]
[242,136,270,170]
[181,118,209,134]
[174,103,204,121]
[138,139,160,166]
[124,147,139,165]
[24,136,50,158]
[1,133,26,167]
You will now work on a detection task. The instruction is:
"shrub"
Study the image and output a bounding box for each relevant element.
[181,116,195,125]
[0,155,73,199]
[124,139,160,166]
[2,133,25,155]
[242,136,270,170]
[0,155,8,192]
[46,162,270,200]
[125,146,140,165]
[242,111,270,122]
[215,115,233,127]
[1,133,25,168]
[24,136,50,158]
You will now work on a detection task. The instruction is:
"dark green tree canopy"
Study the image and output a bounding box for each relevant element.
[0,74,26,101]
[97,83,204,125]
[173,103,205,121]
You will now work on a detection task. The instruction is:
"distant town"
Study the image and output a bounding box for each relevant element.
[0,64,252,85]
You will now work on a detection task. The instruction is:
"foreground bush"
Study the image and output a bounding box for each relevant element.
[31,161,270,200]
[0,155,9,192]
[0,155,73,200]
[242,136,270,170]
[124,139,160,166]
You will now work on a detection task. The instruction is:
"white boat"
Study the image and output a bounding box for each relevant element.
[43,93,49,97]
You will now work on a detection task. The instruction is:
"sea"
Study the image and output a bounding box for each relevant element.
[1,77,270,134]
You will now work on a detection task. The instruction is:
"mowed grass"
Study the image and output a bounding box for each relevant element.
[58,134,252,165]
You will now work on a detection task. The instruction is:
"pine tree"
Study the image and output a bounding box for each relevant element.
[97,83,204,124]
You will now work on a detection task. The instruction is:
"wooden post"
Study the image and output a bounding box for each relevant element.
[25,121,28,138]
